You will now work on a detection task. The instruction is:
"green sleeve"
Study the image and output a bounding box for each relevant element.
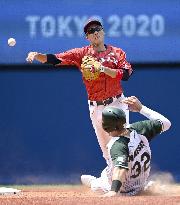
[130,120,162,141]
[110,137,129,169]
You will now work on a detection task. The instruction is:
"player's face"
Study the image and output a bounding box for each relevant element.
[86,24,104,45]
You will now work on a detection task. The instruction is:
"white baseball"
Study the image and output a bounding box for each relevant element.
[8,38,16,46]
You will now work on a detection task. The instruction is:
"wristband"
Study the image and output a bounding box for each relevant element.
[46,54,62,65]
[111,180,122,192]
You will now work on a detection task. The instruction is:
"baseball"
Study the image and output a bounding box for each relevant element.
[8,38,16,46]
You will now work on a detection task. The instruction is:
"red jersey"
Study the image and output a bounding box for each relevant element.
[55,45,132,101]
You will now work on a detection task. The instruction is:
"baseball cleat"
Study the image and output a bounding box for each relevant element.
[0,187,21,195]
[81,175,96,187]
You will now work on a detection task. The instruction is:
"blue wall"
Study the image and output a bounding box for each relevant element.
[0,66,179,184]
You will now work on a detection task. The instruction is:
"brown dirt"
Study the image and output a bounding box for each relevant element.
[0,185,179,205]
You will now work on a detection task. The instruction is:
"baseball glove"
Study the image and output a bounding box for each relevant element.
[81,56,102,81]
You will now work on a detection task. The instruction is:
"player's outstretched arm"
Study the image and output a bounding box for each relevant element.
[26,52,62,66]
[122,96,171,132]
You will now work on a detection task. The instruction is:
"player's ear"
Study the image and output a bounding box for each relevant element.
[85,34,89,40]
[85,35,90,42]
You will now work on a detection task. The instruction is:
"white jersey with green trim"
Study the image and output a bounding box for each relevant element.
[107,130,151,196]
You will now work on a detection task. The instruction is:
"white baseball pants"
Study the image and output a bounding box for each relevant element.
[88,94,129,162]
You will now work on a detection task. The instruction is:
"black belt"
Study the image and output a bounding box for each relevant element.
[90,94,122,106]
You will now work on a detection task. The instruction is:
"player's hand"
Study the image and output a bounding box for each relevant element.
[122,96,142,112]
[102,191,118,197]
[26,52,38,63]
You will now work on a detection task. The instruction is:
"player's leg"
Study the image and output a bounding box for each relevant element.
[81,104,112,188]
[87,95,129,161]
[81,175,97,187]
[89,104,111,161]
[110,94,129,125]
[91,173,111,193]
[92,94,130,189]
[82,169,111,193]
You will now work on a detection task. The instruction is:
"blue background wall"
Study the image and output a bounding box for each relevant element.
[0,66,179,184]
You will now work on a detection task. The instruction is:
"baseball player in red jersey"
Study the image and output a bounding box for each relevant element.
[26,18,133,181]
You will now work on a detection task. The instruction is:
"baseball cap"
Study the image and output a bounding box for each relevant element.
[84,18,103,34]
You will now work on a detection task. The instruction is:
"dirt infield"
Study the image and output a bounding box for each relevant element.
[0,185,180,205]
